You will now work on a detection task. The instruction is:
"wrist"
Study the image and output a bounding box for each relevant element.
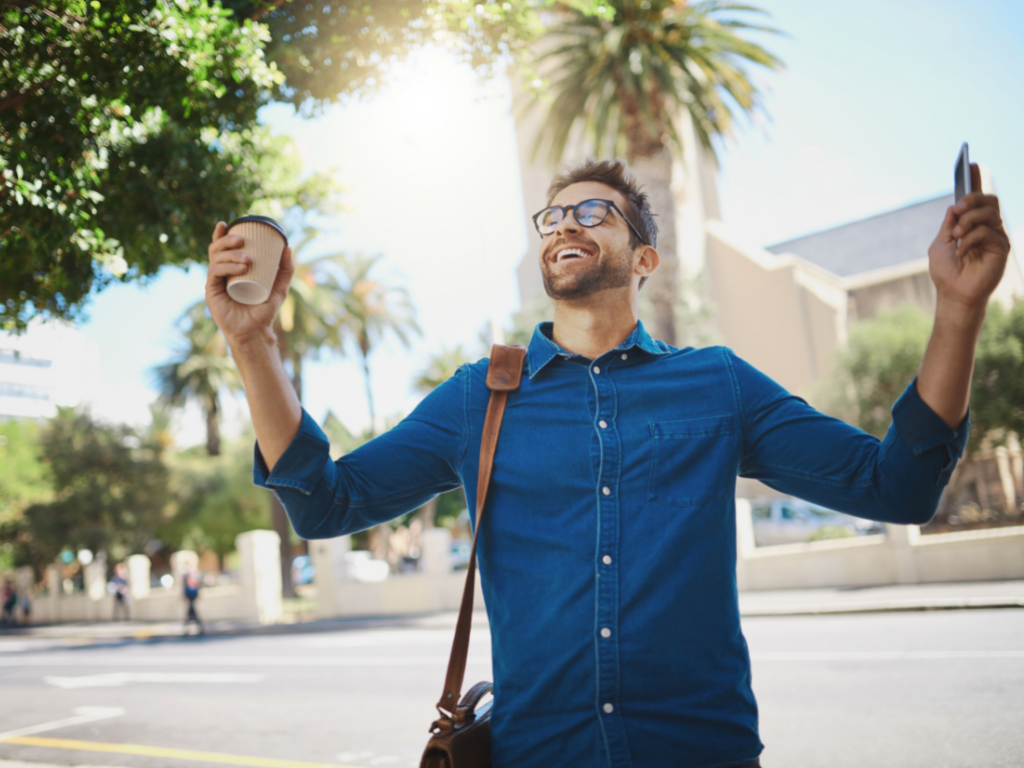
[226,326,278,356]
[934,294,986,335]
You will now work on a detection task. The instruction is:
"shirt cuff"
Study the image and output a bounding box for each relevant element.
[891,378,969,478]
[253,409,331,496]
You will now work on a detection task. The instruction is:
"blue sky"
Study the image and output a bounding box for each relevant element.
[79,0,1024,445]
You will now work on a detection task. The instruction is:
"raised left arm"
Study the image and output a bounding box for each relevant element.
[917,163,1010,427]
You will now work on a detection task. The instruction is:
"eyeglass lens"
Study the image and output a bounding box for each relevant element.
[537,200,611,234]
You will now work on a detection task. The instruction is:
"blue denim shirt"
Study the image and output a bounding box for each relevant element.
[255,321,968,768]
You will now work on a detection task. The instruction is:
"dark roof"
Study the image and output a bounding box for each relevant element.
[765,194,953,278]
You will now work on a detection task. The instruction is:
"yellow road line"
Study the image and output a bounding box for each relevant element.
[3,736,360,768]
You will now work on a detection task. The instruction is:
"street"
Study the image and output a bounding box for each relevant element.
[1,608,1022,768]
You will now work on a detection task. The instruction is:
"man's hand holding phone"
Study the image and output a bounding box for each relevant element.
[928,151,1010,316]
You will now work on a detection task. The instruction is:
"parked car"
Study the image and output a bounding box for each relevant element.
[748,498,884,546]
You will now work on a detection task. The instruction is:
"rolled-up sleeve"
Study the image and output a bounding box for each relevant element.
[253,366,470,538]
[727,351,968,524]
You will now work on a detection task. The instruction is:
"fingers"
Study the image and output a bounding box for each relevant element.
[956,225,1010,261]
[268,246,294,302]
[953,203,1004,240]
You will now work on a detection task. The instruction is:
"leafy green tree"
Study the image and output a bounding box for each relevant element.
[526,0,782,345]
[0,408,170,576]
[814,304,933,439]
[160,431,271,569]
[153,302,243,457]
[0,420,54,572]
[1,0,339,330]
[970,298,1024,450]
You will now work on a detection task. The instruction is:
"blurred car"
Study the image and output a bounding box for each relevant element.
[291,554,315,585]
[748,498,884,546]
[451,539,472,571]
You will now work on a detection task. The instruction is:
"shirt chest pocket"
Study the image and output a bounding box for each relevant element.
[647,415,735,507]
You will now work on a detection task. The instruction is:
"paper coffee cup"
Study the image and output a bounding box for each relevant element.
[225,215,288,305]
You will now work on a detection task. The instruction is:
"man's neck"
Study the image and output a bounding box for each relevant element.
[550,290,639,359]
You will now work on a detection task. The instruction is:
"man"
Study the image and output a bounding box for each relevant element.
[206,158,1009,767]
[112,562,130,621]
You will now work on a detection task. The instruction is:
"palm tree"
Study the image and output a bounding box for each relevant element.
[527,0,782,345]
[414,344,473,394]
[153,302,242,456]
[338,253,420,434]
[273,229,350,401]
[336,252,420,561]
[269,232,354,597]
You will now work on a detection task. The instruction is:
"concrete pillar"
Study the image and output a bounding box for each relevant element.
[45,564,61,597]
[734,499,755,591]
[886,524,920,584]
[420,528,453,575]
[127,554,151,599]
[169,550,199,591]
[309,536,351,619]
[84,551,107,602]
[236,530,282,625]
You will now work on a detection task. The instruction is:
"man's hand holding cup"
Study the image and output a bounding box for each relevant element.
[206,216,293,347]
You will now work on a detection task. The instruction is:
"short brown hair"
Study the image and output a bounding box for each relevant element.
[546,158,658,251]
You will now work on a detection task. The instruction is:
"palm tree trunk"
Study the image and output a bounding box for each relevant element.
[618,85,679,346]
[630,146,679,346]
[361,352,376,436]
[420,496,437,529]
[270,316,296,597]
[205,395,221,456]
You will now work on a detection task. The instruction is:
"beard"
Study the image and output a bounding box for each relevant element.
[541,245,635,301]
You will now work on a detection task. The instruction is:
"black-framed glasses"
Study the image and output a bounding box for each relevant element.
[532,198,647,245]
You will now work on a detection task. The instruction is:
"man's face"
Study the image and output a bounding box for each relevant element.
[539,181,639,301]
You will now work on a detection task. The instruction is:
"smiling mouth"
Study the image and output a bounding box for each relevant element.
[552,246,595,263]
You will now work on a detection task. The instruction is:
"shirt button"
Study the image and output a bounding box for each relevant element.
[602,486,611,496]
[621,353,628,360]
[600,627,612,638]
[593,365,601,374]
[598,420,608,429]
[602,555,612,565]
[603,703,614,714]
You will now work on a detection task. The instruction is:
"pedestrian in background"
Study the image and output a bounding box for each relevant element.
[112,562,130,621]
[1,579,17,624]
[183,568,204,635]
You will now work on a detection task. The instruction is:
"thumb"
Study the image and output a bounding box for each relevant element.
[268,246,294,302]
[937,206,958,242]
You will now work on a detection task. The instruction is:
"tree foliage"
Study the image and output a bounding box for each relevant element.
[0,0,339,330]
[0,407,170,575]
[527,0,782,165]
[816,299,1024,452]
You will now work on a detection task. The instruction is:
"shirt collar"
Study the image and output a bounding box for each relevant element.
[525,320,669,379]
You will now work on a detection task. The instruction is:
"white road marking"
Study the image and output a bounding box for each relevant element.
[0,706,125,741]
[299,629,489,648]
[2,655,491,667]
[43,672,266,688]
[751,650,1024,661]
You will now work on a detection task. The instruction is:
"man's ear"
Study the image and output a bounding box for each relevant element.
[635,245,659,278]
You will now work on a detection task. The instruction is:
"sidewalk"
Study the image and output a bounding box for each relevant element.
[1,580,1022,642]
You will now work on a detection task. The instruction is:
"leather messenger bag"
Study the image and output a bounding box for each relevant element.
[420,343,526,768]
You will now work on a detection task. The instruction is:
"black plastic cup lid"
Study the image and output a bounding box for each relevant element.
[226,215,288,245]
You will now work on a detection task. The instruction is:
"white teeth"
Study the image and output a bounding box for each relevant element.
[555,248,591,262]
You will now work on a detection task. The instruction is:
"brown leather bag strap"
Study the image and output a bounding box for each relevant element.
[435,343,526,717]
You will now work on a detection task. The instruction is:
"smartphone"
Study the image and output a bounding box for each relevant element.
[954,142,972,202]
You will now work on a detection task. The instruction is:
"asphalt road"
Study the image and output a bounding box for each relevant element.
[1,609,1022,768]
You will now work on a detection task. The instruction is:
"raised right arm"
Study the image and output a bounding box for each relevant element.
[206,221,301,470]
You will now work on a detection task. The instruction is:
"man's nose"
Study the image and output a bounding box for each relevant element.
[554,210,583,238]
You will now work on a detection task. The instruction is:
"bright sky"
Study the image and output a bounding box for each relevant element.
[79,0,1024,447]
